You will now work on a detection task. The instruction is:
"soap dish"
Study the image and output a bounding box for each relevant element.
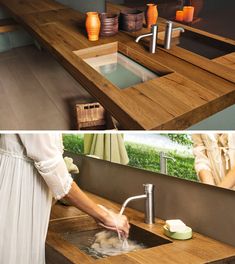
[163,225,192,240]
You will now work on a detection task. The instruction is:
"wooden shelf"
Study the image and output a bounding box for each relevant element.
[0,18,18,33]
[172,17,202,26]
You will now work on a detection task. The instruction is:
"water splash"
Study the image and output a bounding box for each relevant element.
[91,230,144,257]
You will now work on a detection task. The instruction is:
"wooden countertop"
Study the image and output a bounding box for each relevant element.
[47,192,235,264]
[1,0,235,129]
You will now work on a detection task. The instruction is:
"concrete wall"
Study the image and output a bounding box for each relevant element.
[56,0,105,13]
[66,152,235,247]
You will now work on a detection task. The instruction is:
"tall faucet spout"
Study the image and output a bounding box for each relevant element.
[135,25,158,53]
[173,27,185,33]
[119,184,155,224]
[164,21,185,50]
[135,33,153,43]
[119,194,147,215]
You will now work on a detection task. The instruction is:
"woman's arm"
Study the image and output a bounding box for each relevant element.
[192,134,215,185]
[64,182,130,237]
[218,166,235,189]
[19,134,130,237]
[198,170,215,185]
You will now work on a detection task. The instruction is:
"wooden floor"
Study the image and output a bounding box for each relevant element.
[0,45,93,130]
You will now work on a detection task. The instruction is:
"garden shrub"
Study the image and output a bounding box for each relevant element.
[62,134,198,182]
[125,142,197,182]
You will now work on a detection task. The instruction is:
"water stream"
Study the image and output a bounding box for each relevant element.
[88,205,145,258]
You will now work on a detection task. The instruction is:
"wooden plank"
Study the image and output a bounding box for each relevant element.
[213,52,235,70]
[0,18,18,33]
[2,0,235,129]
[50,203,83,220]
[0,0,66,16]
[47,193,235,264]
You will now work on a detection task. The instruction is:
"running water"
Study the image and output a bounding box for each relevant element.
[118,204,129,250]
[90,205,144,257]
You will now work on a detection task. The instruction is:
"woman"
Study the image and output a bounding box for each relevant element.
[192,133,235,189]
[0,134,129,264]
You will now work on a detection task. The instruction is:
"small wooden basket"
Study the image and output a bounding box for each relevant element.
[76,102,116,130]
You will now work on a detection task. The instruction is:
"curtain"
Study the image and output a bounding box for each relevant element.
[84,134,129,165]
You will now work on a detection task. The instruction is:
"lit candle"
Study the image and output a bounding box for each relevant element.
[175,10,184,22]
[183,6,194,22]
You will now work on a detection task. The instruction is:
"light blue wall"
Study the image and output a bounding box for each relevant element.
[56,0,105,13]
[0,0,106,53]
[188,105,235,130]
[0,7,33,52]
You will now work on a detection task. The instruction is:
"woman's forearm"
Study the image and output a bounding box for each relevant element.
[64,181,130,236]
[198,170,215,185]
[64,182,109,223]
[219,166,235,189]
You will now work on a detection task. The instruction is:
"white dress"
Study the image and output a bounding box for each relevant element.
[0,134,73,264]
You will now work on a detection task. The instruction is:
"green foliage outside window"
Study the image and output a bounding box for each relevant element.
[62,134,197,182]
[162,134,193,146]
[63,134,84,154]
[125,142,197,182]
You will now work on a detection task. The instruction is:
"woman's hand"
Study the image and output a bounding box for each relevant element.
[98,210,130,238]
[64,182,130,237]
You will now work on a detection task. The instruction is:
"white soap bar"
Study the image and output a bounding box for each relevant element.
[165,219,187,232]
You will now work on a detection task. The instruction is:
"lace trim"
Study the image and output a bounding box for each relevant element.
[55,175,73,200]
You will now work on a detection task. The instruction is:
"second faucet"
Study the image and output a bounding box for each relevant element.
[135,21,185,52]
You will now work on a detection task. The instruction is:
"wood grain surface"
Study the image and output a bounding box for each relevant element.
[47,192,235,264]
[1,0,235,129]
[213,52,235,70]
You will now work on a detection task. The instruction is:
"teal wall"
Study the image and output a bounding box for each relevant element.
[0,0,106,53]
[56,0,105,13]
[0,7,33,52]
[0,30,33,53]
[188,105,235,130]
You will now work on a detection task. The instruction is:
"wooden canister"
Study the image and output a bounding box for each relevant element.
[120,10,144,32]
[145,4,158,29]
[100,13,119,37]
[85,12,101,41]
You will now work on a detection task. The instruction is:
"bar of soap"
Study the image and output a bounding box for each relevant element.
[165,219,187,232]
[163,225,192,240]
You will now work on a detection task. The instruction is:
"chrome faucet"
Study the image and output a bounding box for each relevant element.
[119,184,155,224]
[135,24,158,53]
[164,21,185,50]
[159,151,176,174]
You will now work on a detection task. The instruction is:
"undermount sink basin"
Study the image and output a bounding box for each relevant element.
[73,42,172,90]
[47,214,171,261]
[177,30,235,59]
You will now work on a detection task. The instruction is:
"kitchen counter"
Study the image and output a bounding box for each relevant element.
[1,0,235,129]
[47,192,235,264]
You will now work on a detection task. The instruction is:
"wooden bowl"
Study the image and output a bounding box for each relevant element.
[100,13,119,37]
[120,9,144,32]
